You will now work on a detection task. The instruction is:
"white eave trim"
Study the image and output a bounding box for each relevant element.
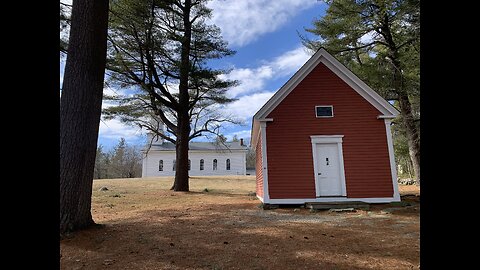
[251,119,273,148]
[377,115,397,119]
[258,118,274,122]
[253,48,399,120]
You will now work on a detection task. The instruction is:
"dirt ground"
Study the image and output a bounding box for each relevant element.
[60,176,420,270]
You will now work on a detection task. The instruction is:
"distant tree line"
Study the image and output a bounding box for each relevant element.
[94,138,143,179]
[246,147,255,170]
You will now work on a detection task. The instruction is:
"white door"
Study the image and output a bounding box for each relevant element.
[315,143,343,196]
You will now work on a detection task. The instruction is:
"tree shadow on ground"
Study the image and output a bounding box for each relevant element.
[61,196,419,270]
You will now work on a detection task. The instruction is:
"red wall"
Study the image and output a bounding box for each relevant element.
[255,135,264,198]
[266,63,393,199]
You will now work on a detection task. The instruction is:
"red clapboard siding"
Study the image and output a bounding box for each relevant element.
[255,134,264,198]
[266,63,393,199]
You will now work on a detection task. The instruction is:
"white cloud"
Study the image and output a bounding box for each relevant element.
[359,31,376,44]
[270,46,311,77]
[225,129,252,142]
[219,66,273,97]
[99,85,146,142]
[98,118,143,141]
[223,46,310,98]
[222,91,275,121]
[208,0,320,47]
[103,85,123,97]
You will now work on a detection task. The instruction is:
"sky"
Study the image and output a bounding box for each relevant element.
[60,0,327,149]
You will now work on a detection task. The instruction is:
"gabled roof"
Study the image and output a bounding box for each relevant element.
[250,48,399,147]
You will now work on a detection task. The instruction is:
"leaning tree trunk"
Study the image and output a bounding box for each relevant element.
[389,54,421,184]
[389,61,421,183]
[380,13,421,184]
[60,0,110,234]
[398,93,420,183]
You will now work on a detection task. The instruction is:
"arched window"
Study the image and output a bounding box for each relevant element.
[188,159,191,170]
[226,159,230,170]
[200,159,204,170]
[159,160,163,171]
[173,160,176,171]
[213,159,217,170]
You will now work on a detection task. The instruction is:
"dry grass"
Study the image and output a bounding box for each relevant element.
[61,176,420,270]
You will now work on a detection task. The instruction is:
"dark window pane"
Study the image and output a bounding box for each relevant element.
[316,106,333,117]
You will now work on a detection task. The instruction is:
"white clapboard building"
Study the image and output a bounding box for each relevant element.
[141,132,248,177]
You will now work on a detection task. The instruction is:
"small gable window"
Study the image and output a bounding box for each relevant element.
[315,105,334,118]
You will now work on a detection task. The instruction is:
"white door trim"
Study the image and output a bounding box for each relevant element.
[311,135,347,197]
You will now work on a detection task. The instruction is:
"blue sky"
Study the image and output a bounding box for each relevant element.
[60,0,327,149]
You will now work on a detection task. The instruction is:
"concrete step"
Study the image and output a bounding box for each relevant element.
[306,201,370,210]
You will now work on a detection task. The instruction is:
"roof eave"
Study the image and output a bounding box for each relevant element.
[252,48,400,120]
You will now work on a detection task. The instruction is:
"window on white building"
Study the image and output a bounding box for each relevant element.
[173,160,176,171]
[200,159,204,170]
[159,160,163,171]
[188,159,191,170]
[226,159,230,170]
[213,159,217,170]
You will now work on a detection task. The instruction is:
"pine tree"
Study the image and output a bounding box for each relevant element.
[104,0,237,191]
[302,0,420,183]
[60,0,110,234]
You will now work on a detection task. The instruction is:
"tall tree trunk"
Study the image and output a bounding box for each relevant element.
[172,112,191,191]
[171,0,192,192]
[60,0,110,234]
[398,93,421,183]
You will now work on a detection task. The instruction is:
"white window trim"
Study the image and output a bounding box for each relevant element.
[310,135,347,197]
[315,105,334,118]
